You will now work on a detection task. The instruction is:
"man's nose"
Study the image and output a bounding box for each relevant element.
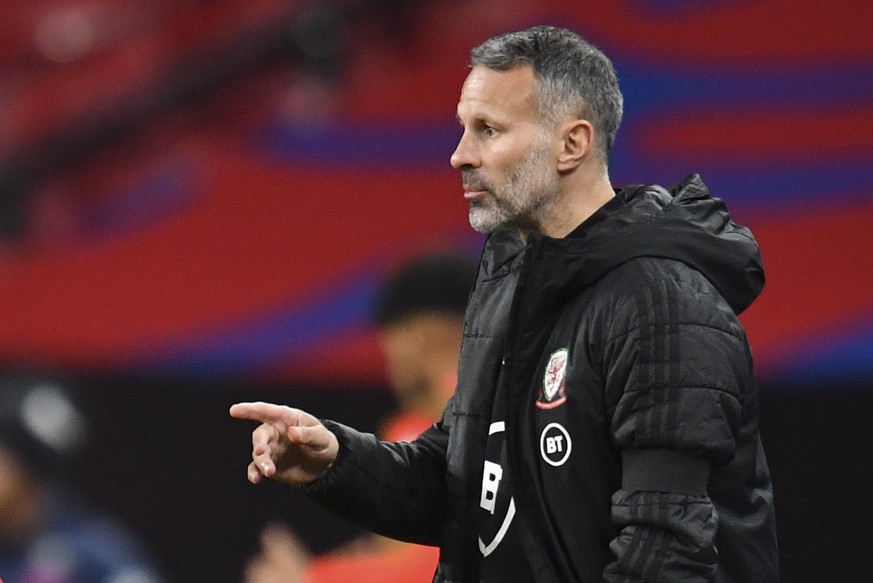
[450,131,478,169]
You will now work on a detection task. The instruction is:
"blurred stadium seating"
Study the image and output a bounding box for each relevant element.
[1,0,871,387]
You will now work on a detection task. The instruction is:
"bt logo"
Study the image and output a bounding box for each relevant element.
[540,423,572,466]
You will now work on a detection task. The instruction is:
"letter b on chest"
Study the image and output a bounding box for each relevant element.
[480,460,503,514]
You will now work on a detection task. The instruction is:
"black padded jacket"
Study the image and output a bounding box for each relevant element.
[303,174,779,582]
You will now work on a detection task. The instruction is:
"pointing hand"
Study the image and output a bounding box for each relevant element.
[230,402,339,485]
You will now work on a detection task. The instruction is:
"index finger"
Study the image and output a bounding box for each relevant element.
[229,401,296,425]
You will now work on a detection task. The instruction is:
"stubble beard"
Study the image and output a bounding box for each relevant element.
[466,142,560,234]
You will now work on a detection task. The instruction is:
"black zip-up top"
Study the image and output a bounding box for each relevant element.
[304,174,778,582]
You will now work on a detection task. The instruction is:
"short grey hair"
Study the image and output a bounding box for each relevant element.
[470,25,623,162]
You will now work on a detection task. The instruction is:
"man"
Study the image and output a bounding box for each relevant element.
[0,371,162,583]
[232,25,778,582]
[244,252,477,583]
[370,252,479,444]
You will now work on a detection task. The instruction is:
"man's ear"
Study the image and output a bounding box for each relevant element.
[556,119,594,172]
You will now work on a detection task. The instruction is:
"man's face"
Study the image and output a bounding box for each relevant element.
[377,312,463,404]
[378,317,431,401]
[451,65,560,234]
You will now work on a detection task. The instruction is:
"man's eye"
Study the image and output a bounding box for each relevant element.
[481,125,497,137]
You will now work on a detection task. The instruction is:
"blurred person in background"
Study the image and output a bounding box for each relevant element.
[244,251,478,583]
[232,25,778,582]
[0,372,162,583]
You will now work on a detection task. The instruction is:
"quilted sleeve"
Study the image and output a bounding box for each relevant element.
[599,258,754,581]
[300,405,451,546]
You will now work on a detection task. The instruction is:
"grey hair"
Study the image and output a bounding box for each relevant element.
[470,25,623,162]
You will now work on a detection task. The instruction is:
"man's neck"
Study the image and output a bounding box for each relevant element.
[534,172,615,239]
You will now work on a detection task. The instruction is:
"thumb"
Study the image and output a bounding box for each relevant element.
[288,423,335,453]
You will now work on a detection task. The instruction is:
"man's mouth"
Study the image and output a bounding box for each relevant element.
[462,171,489,201]
[462,180,489,200]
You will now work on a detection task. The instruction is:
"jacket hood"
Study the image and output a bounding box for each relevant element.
[525,173,765,315]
